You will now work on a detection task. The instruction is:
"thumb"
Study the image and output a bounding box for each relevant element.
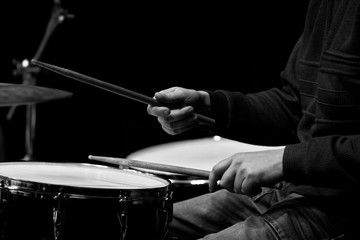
[154,87,186,105]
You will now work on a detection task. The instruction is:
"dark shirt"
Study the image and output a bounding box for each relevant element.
[208,0,360,200]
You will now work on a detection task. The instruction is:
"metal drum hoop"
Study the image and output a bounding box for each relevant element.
[0,162,172,202]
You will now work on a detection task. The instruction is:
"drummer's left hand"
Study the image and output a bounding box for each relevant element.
[209,147,285,197]
[147,87,211,135]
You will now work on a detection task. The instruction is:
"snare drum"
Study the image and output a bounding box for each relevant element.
[127,136,284,202]
[0,162,172,240]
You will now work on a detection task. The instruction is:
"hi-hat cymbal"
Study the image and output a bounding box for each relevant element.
[0,83,73,107]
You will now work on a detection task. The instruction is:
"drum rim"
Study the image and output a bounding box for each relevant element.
[0,162,172,200]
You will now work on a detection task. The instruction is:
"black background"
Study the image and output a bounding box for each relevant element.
[0,1,308,163]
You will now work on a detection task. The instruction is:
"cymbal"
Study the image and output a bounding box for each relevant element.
[0,83,73,107]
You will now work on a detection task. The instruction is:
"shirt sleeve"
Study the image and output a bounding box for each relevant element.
[284,135,360,188]
[206,38,304,146]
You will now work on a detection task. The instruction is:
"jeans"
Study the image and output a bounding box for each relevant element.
[165,182,355,240]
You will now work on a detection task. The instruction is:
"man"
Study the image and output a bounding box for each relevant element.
[147,0,360,239]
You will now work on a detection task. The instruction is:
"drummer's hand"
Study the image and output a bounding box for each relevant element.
[209,147,285,197]
[147,87,211,135]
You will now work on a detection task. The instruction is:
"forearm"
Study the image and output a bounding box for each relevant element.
[206,84,302,146]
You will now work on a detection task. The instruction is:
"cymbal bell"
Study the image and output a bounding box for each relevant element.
[0,83,73,107]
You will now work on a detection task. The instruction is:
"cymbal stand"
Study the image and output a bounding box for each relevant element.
[8,0,74,161]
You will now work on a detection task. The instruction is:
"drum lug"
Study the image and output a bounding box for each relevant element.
[118,196,129,240]
[53,189,67,240]
[0,182,9,239]
[157,193,173,239]
[0,181,6,204]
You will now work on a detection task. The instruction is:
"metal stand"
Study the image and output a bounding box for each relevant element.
[8,0,73,161]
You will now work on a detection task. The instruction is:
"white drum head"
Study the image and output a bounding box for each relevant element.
[127,136,284,176]
[0,162,169,189]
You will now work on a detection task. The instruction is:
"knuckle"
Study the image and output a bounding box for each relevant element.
[146,106,153,115]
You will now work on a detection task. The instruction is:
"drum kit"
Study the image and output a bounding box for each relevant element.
[0,81,285,240]
[0,1,284,240]
[0,83,284,240]
[0,69,284,240]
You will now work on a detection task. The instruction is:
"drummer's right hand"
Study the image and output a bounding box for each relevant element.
[147,87,210,135]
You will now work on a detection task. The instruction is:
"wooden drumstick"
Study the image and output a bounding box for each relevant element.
[30,59,215,126]
[89,155,282,191]
[88,155,210,178]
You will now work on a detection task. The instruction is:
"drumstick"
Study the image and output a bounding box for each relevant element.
[30,59,215,126]
[88,155,210,178]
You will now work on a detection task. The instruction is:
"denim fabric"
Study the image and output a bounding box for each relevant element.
[165,183,351,240]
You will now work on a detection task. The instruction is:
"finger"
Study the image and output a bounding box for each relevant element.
[241,177,262,197]
[147,105,170,117]
[233,170,246,194]
[158,113,197,135]
[157,106,194,124]
[160,120,197,135]
[219,167,237,193]
[209,158,232,192]
[169,106,194,121]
